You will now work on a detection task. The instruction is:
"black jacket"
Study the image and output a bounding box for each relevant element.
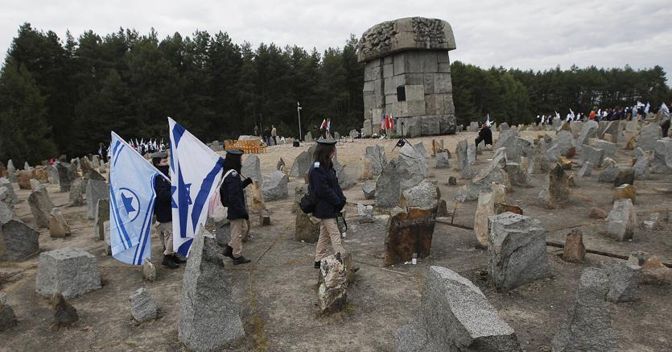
[153,165,172,223]
[220,169,249,220]
[309,162,346,219]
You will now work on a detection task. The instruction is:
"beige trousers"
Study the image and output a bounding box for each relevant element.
[228,219,249,258]
[315,218,345,262]
[156,222,174,256]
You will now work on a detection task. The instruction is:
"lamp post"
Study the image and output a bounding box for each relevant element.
[297,101,303,141]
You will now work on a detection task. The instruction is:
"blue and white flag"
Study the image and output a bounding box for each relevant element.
[169,117,225,256]
[109,131,166,265]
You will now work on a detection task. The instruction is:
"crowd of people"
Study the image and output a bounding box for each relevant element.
[534,102,670,126]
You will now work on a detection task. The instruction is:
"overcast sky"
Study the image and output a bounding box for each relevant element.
[2,0,671,82]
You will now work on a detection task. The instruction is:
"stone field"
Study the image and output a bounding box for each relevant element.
[1,122,672,351]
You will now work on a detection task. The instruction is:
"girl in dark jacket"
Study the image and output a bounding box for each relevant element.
[220,149,253,265]
[308,137,347,268]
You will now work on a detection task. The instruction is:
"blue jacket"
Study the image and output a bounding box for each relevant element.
[220,170,249,220]
[309,162,346,219]
[153,166,172,223]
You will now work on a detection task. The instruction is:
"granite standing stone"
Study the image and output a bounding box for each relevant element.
[364,144,387,176]
[178,229,245,351]
[241,155,262,186]
[605,262,640,303]
[48,208,71,238]
[375,160,402,208]
[0,220,40,261]
[86,179,108,219]
[398,144,428,190]
[605,199,637,241]
[0,292,17,331]
[261,171,289,201]
[434,151,450,169]
[94,198,110,240]
[638,123,662,151]
[598,163,620,183]
[562,229,586,263]
[69,178,85,206]
[35,248,102,299]
[362,180,376,200]
[130,288,160,322]
[552,268,616,352]
[613,167,634,187]
[395,266,521,352]
[289,147,314,179]
[56,162,75,192]
[0,199,15,224]
[456,151,509,202]
[28,185,54,228]
[488,212,550,290]
[317,254,349,313]
[651,138,672,174]
[577,120,599,147]
[400,180,439,210]
[579,144,604,168]
[0,177,17,207]
[473,184,507,248]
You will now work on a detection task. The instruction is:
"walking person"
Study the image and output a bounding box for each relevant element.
[271,125,277,145]
[220,149,253,265]
[308,136,347,269]
[151,151,184,269]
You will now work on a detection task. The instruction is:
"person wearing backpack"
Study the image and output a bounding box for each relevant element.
[220,149,253,265]
[309,136,347,269]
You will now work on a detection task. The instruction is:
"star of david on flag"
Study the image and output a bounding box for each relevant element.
[168,117,225,257]
[109,132,168,265]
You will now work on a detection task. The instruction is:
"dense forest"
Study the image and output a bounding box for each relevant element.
[0,23,670,164]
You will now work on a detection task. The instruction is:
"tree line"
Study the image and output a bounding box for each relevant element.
[0,23,669,165]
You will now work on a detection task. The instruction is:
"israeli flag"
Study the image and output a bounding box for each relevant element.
[109,132,167,265]
[169,117,225,256]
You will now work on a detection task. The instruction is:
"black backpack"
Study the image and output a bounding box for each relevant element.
[300,171,317,214]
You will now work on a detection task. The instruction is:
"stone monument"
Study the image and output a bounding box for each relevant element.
[357,17,457,137]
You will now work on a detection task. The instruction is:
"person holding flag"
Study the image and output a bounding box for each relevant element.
[151,150,184,269]
[169,117,226,257]
[220,150,253,265]
[109,132,166,266]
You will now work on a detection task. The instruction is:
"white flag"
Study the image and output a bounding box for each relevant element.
[169,117,225,256]
[109,132,167,265]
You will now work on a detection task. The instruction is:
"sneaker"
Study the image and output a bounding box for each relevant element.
[233,256,251,265]
[162,255,179,269]
[314,261,321,269]
[223,245,234,259]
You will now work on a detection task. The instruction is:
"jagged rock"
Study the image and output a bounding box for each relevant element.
[633,148,650,179]
[638,123,662,151]
[333,160,356,190]
[538,163,570,209]
[36,248,102,299]
[488,212,550,290]
[130,288,160,322]
[16,170,32,190]
[317,254,348,313]
[562,229,585,263]
[552,268,616,352]
[577,120,599,147]
[400,180,439,210]
[375,160,401,208]
[364,145,387,176]
[598,163,620,183]
[473,184,506,248]
[241,154,262,187]
[605,262,640,303]
[94,198,109,240]
[455,139,475,176]
[0,219,40,261]
[178,229,245,351]
[48,208,71,238]
[0,178,17,207]
[384,207,436,266]
[69,178,85,206]
[56,162,76,192]
[52,293,79,328]
[579,144,604,168]
[0,199,15,224]
[261,171,288,201]
[395,266,521,352]
[398,144,428,190]
[143,259,156,282]
[651,138,672,174]
[505,162,530,187]
[456,152,509,202]
[592,139,616,158]
[434,151,450,168]
[86,179,108,220]
[547,130,576,160]
[605,199,637,241]
[289,146,315,179]
[638,255,672,285]
[357,203,374,223]
[362,180,376,199]
[0,292,17,332]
